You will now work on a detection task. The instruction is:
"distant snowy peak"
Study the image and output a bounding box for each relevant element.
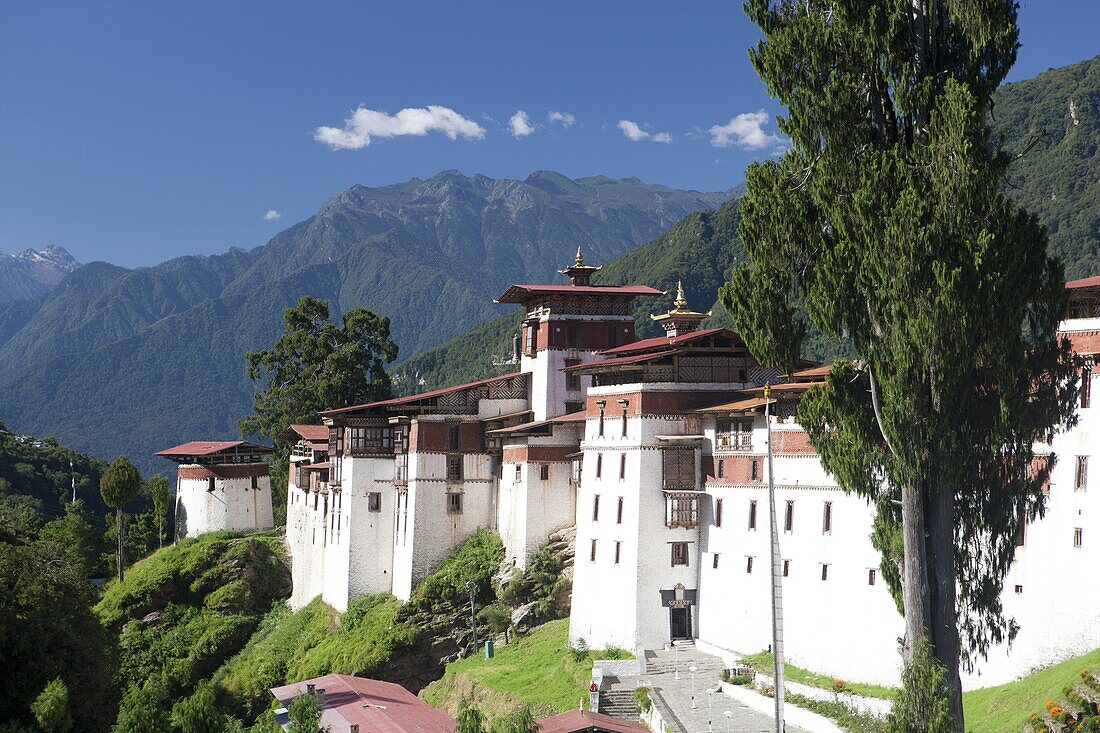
[0,245,82,301]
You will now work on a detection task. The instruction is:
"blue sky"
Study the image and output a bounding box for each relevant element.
[2,1,1098,267]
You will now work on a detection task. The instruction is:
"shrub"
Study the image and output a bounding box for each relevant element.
[597,645,632,661]
[718,669,730,682]
[634,686,652,714]
[832,678,851,695]
[728,673,754,686]
[570,638,589,663]
[883,638,953,733]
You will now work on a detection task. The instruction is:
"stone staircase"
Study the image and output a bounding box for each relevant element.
[598,686,639,719]
[644,643,726,676]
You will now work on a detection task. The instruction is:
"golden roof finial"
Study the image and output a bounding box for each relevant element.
[674,280,688,310]
[574,246,585,266]
[763,381,772,400]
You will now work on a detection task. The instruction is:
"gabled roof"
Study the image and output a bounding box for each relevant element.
[280,424,330,442]
[597,327,737,357]
[789,364,831,381]
[536,709,649,733]
[1067,275,1100,290]
[156,440,273,457]
[695,381,817,414]
[495,283,663,304]
[486,410,587,436]
[270,674,453,733]
[321,372,523,416]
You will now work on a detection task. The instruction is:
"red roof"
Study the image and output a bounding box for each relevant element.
[321,372,523,416]
[271,674,454,733]
[598,327,736,356]
[288,424,330,441]
[1067,275,1100,290]
[496,283,663,304]
[536,709,649,733]
[156,440,273,457]
[563,352,670,371]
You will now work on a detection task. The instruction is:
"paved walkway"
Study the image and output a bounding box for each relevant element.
[642,647,809,733]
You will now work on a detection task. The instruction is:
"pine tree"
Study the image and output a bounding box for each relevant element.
[169,682,227,733]
[722,2,1079,729]
[99,456,142,582]
[31,679,72,733]
[147,475,171,549]
[456,700,488,733]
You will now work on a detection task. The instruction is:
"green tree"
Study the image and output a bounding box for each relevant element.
[31,679,72,733]
[37,500,98,577]
[239,296,398,444]
[455,700,487,733]
[0,540,116,731]
[170,682,227,733]
[99,456,142,582]
[113,677,171,733]
[885,638,953,733]
[147,475,172,549]
[490,706,537,733]
[286,693,321,733]
[722,2,1078,729]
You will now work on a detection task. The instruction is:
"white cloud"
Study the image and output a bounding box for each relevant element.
[708,110,784,150]
[264,210,282,220]
[547,111,576,127]
[509,110,536,138]
[617,119,672,143]
[314,105,486,150]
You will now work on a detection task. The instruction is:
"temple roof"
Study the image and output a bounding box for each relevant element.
[277,424,330,443]
[597,327,737,356]
[495,283,663,304]
[156,440,273,457]
[320,371,524,416]
[1067,275,1100,290]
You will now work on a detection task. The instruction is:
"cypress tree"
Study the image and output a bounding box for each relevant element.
[722,2,1079,728]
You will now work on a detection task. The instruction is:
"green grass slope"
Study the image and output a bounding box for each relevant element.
[420,619,631,722]
[963,648,1100,733]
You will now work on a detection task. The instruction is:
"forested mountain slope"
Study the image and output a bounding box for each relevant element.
[0,172,730,474]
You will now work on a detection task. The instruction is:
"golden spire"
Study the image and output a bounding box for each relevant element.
[763,381,772,400]
[574,246,585,266]
[673,280,688,310]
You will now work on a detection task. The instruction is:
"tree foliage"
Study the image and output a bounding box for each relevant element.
[169,682,228,733]
[100,456,142,582]
[456,700,488,733]
[147,475,171,549]
[885,637,954,733]
[722,1,1079,729]
[286,693,321,733]
[240,296,398,448]
[31,679,72,733]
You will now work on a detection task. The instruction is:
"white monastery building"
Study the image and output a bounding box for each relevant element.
[156,440,275,539]
[273,253,1099,690]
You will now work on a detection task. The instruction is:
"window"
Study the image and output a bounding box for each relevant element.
[1014,584,1024,594]
[746,556,754,574]
[447,492,463,514]
[251,475,258,490]
[671,542,689,567]
[525,322,536,354]
[592,495,600,522]
[446,423,460,451]
[207,477,216,492]
[607,324,619,348]
[821,564,829,581]
[564,400,584,413]
[597,402,606,436]
[515,463,522,481]
[1076,456,1089,491]
[539,464,550,481]
[782,559,790,577]
[717,459,725,479]
[566,324,579,348]
[748,500,757,530]
[616,497,624,524]
[619,453,626,480]
[1083,363,1093,408]
[784,501,794,532]
[614,541,621,565]
[868,568,877,586]
[715,499,724,528]
[596,453,603,478]
[662,449,695,490]
[822,501,833,534]
[751,458,761,482]
[565,359,581,391]
[1075,527,1084,548]
[447,455,463,481]
[1016,518,1026,547]
[368,492,381,512]
[621,404,629,437]
[590,539,597,562]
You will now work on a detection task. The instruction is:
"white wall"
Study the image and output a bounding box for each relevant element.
[175,469,273,539]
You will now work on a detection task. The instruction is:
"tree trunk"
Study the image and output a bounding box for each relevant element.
[117,507,125,583]
[900,478,932,663]
[928,483,964,730]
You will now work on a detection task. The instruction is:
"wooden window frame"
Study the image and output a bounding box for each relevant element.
[539,464,550,481]
[748,499,757,530]
[1076,456,1089,491]
[822,501,833,534]
[670,542,689,567]
[447,491,463,514]
[715,498,724,528]
[592,495,600,522]
[616,497,624,524]
[368,492,382,512]
[784,500,794,532]
[446,455,463,482]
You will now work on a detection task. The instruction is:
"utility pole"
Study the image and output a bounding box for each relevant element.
[466,580,478,655]
[70,459,76,504]
[765,383,786,733]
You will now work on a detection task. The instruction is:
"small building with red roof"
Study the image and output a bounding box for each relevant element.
[156,440,274,539]
[270,674,454,733]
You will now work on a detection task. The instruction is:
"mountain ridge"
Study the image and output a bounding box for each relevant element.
[0,245,81,302]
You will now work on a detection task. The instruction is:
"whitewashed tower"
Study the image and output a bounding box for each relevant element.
[156,440,275,539]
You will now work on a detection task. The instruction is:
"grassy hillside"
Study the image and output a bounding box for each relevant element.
[963,648,1100,733]
[421,619,631,722]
